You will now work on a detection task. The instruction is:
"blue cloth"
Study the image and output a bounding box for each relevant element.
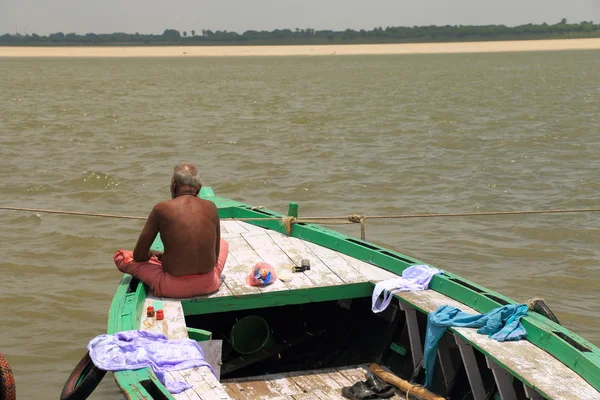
[423,304,528,388]
[372,264,442,313]
[88,330,214,394]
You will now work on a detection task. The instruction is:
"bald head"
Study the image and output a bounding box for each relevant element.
[172,163,202,189]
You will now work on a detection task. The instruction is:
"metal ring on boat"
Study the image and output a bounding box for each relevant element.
[60,351,106,400]
[0,352,16,400]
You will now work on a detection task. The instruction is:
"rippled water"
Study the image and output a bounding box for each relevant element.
[1,51,599,399]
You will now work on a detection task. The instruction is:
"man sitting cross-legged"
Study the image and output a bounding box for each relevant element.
[114,163,228,297]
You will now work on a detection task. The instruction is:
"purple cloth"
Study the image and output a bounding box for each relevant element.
[372,264,443,313]
[88,330,214,394]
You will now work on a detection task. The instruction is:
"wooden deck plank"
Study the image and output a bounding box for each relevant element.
[223,367,379,400]
[222,220,249,234]
[290,392,322,400]
[225,236,289,293]
[338,253,398,281]
[396,290,600,400]
[237,220,266,232]
[303,242,365,283]
[194,280,234,298]
[166,370,197,400]
[224,378,297,399]
[180,367,231,400]
[288,368,352,391]
[220,222,232,234]
[265,375,305,396]
[242,232,316,290]
[336,365,368,383]
[222,251,262,296]
[140,295,189,339]
[266,231,345,287]
[222,232,243,240]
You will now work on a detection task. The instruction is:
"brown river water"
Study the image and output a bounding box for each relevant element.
[1,50,599,399]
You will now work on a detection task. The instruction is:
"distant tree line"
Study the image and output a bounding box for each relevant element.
[1,19,599,46]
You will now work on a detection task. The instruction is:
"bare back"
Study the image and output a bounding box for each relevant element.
[134,195,220,276]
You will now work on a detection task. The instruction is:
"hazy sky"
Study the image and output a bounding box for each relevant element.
[1,0,598,35]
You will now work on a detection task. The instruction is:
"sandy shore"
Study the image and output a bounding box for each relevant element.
[1,38,600,57]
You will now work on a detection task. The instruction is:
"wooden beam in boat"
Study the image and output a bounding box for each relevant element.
[398,300,423,369]
[523,384,545,400]
[486,357,517,400]
[455,336,487,400]
[436,334,458,393]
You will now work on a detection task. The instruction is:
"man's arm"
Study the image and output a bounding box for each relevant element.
[133,205,160,262]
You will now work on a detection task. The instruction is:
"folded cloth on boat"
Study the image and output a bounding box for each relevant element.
[87,330,214,394]
[423,304,528,387]
[371,264,443,313]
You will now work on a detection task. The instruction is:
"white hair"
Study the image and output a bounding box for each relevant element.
[172,164,202,188]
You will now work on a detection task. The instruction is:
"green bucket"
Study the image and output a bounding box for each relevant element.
[230,315,274,355]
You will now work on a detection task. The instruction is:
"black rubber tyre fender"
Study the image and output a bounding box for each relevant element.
[0,352,16,400]
[60,351,106,400]
[528,298,561,325]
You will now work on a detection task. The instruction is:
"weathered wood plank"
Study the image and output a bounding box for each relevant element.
[221,366,407,400]
[221,220,249,234]
[223,377,301,399]
[225,236,288,293]
[265,374,305,396]
[303,242,365,283]
[242,232,316,290]
[193,280,234,299]
[396,290,600,400]
[455,336,487,400]
[221,232,243,240]
[237,220,266,232]
[140,295,189,340]
[288,368,352,391]
[180,367,231,400]
[338,253,398,281]
[336,365,368,383]
[266,231,344,288]
[222,250,262,296]
[291,392,322,400]
[220,222,231,235]
[166,370,198,400]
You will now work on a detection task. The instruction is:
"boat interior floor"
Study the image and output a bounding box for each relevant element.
[222,364,404,400]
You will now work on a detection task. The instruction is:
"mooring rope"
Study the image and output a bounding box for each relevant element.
[2,205,600,242]
[0,206,147,220]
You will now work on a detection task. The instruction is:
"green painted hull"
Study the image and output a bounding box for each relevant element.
[108,187,600,399]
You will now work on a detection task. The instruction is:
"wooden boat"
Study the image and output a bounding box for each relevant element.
[104,188,600,400]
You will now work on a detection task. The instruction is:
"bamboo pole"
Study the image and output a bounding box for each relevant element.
[369,363,445,400]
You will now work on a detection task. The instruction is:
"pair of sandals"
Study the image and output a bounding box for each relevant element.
[342,374,396,400]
